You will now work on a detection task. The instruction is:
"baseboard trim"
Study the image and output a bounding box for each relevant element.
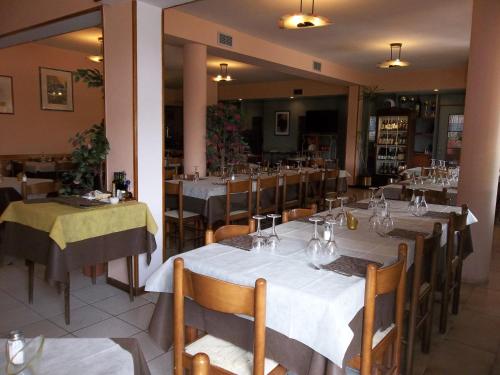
[107,276,146,296]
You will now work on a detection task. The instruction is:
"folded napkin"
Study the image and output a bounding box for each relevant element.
[23,197,108,208]
[321,256,383,277]
[219,235,254,251]
[423,211,450,219]
[387,228,430,240]
[345,202,370,210]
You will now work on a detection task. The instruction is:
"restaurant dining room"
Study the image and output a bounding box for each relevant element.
[0,0,499,374]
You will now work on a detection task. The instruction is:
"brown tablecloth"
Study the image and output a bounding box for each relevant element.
[113,338,151,375]
[148,292,393,375]
[0,222,156,282]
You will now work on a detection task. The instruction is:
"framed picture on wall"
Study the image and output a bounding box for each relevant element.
[39,67,74,111]
[0,75,14,114]
[275,111,290,136]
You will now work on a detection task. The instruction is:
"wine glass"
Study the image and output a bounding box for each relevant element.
[377,187,388,217]
[323,218,339,261]
[335,197,348,227]
[380,204,395,236]
[368,187,378,210]
[220,165,227,182]
[266,213,281,251]
[6,336,45,375]
[193,166,200,182]
[324,198,336,223]
[305,216,326,269]
[251,215,268,251]
[415,189,429,217]
[407,187,417,214]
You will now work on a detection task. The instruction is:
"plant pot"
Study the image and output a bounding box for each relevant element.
[82,263,106,279]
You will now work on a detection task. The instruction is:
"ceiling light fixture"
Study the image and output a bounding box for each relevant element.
[279,0,332,30]
[377,43,410,69]
[213,63,233,82]
[433,88,439,92]
[87,37,103,63]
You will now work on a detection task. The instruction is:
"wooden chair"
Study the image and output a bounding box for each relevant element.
[165,181,203,253]
[347,244,407,375]
[400,186,450,205]
[205,220,256,244]
[282,173,303,211]
[405,223,442,375]
[323,169,339,203]
[21,180,60,199]
[192,353,210,375]
[256,175,279,215]
[225,178,253,225]
[173,258,286,375]
[282,204,317,223]
[439,204,469,333]
[304,171,323,209]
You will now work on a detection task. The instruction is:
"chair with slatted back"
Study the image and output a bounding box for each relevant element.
[439,204,468,333]
[347,244,407,375]
[281,173,303,211]
[173,258,287,375]
[192,353,210,375]
[225,178,253,225]
[21,180,59,199]
[165,181,203,253]
[205,219,256,244]
[256,175,279,215]
[282,204,317,223]
[323,169,339,204]
[405,223,442,375]
[304,171,323,209]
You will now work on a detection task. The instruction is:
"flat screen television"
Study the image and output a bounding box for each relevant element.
[305,110,338,133]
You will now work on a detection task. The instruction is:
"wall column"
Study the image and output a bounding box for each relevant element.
[345,85,361,184]
[458,0,500,283]
[183,43,207,177]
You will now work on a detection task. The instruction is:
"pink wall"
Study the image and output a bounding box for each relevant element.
[0,43,104,155]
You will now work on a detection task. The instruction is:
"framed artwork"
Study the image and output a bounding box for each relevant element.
[0,75,14,114]
[39,67,74,111]
[275,111,290,136]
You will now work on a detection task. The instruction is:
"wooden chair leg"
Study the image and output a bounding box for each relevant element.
[27,260,34,304]
[91,265,97,285]
[126,256,134,302]
[440,283,450,334]
[452,265,463,315]
[64,273,70,325]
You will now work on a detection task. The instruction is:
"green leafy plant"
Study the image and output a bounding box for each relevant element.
[206,103,249,172]
[63,122,109,194]
[74,68,103,88]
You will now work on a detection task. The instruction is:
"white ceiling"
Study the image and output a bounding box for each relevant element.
[177,0,473,71]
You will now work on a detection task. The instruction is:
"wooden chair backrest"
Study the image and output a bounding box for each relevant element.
[282,205,317,223]
[21,181,59,199]
[225,178,252,224]
[174,258,267,375]
[256,175,279,214]
[282,173,303,208]
[205,221,255,244]
[192,353,210,375]
[324,168,339,197]
[305,171,323,206]
[360,244,407,375]
[425,189,450,205]
[165,181,184,220]
[447,204,469,264]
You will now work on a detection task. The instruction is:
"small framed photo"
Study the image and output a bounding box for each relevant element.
[275,111,290,136]
[39,67,74,111]
[0,75,14,114]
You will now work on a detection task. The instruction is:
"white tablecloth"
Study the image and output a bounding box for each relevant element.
[167,169,351,201]
[0,338,134,375]
[0,177,53,194]
[146,199,477,367]
[382,180,458,201]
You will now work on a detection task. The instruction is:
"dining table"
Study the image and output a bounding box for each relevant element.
[145,199,477,375]
[166,168,351,227]
[381,179,458,204]
[0,176,54,214]
[0,338,150,375]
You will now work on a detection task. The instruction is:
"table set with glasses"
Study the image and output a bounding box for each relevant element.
[146,193,477,374]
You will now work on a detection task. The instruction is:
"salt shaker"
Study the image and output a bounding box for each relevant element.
[7,330,25,365]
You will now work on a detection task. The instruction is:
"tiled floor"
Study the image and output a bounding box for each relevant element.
[2,225,500,374]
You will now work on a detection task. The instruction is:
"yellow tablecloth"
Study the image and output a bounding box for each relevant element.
[0,200,158,250]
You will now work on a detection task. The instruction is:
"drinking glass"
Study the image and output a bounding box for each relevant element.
[266,213,281,251]
[380,204,395,236]
[335,197,348,227]
[407,187,417,214]
[305,216,326,269]
[377,187,388,217]
[6,336,45,375]
[323,218,339,261]
[368,187,378,210]
[324,198,336,223]
[251,215,268,251]
[220,165,227,182]
[193,166,200,183]
[415,189,429,216]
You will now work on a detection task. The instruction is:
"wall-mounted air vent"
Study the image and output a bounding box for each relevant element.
[313,61,322,72]
[218,32,233,48]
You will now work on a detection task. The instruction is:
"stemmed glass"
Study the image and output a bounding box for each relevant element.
[324,198,336,223]
[220,165,227,182]
[193,166,200,183]
[368,187,378,210]
[323,218,339,261]
[377,187,388,217]
[407,187,417,214]
[415,189,429,217]
[276,161,283,176]
[376,202,394,237]
[335,197,348,227]
[306,216,326,269]
[251,215,268,251]
[266,213,281,251]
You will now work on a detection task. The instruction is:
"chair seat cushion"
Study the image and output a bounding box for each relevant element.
[185,334,279,375]
[165,210,199,219]
[372,323,395,348]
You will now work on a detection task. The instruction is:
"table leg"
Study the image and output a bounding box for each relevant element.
[127,256,134,302]
[26,260,34,304]
[64,272,70,325]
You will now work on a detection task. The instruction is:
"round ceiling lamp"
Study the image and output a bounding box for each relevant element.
[378,43,410,69]
[87,37,104,63]
[279,0,332,30]
[213,63,233,82]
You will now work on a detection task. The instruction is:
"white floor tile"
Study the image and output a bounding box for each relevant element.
[0,306,44,336]
[0,289,25,312]
[19,319,68,338]
[147,350,173,375]
[71,283,123,304]
[92,293,150,316]
[132,331,165,361]
[48,305,112,332]
[117,303,155,331]
[73,317,140,338]
[143,292,159,304]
